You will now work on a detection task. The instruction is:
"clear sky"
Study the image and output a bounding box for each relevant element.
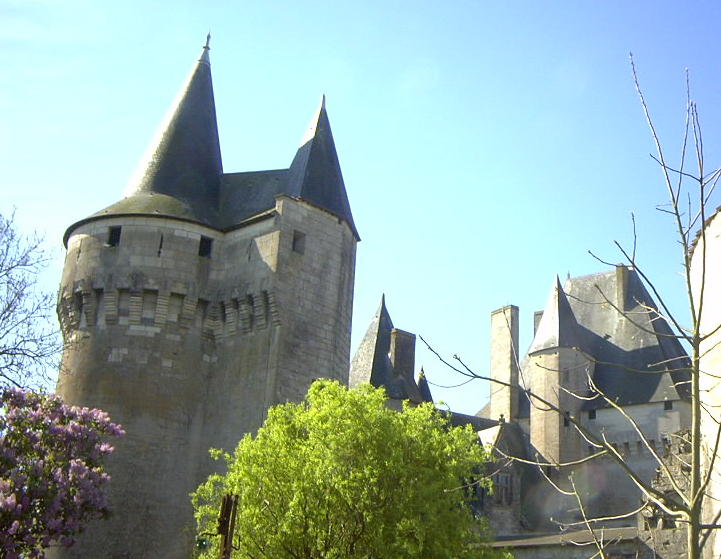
[2,1,721,414]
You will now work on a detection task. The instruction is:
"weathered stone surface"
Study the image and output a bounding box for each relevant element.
[53,46,357,559]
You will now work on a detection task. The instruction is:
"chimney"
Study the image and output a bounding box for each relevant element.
[616,264,628,311]
[533,310,543,335]
[390,328,416,381]
[490,305,519,422]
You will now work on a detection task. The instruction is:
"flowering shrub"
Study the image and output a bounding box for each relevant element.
[0,389,124,558]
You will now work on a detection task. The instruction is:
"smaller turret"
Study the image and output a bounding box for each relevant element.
[526,277,591,465]
[287,95,358,240]
[350,296,432,406]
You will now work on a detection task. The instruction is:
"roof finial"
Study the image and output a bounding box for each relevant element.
[205,32,211,49]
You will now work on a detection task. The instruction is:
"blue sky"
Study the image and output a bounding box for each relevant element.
[2,1,721,413]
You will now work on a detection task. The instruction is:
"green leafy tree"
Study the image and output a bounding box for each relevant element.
[193,380,509,559]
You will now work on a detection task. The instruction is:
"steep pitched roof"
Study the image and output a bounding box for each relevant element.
[564,268,690,406]
[95,39,222,226]
[285,96,359,240]
[349,297,430,403]
[528,276,583,354]
[64,44,359,245]
[519,267,690,414]
[416,368,434,403]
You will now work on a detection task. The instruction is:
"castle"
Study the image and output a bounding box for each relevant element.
[54,40,695,558]
[55,41,356,558]
[477,267,690,547]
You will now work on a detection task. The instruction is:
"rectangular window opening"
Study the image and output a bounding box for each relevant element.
[292,230,306,254]
[107,226,121,247]
[588,409,596,420]
[664,400,673,411]
[199,236,213,258]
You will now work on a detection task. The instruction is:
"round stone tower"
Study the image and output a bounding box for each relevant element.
[54,40,357,559]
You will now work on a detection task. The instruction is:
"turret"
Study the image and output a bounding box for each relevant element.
[350,297,432,407]
[525,277,592,465]
[55,40,357,559]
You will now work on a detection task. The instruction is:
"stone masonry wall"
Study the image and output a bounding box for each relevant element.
[54,205,357,559]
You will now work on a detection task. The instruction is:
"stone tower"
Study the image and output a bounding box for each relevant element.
[525,277,592,465]
[54,41,358,558]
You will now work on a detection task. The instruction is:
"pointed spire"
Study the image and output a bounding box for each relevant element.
[200,33,211,65]
[122,38,223,224]
[528,276,583,354]
[286,97,359,240]
[349,297,426,403]
[416,368,434,403]
[349,296,394,390]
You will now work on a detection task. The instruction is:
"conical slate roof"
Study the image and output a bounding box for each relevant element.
[92,39,222,227]
[64,42,359,246]
[349,296,395,391]
[416,368,434,403]
[518,267,690,415]
[349,297,429,402]
[286,96,358,240]
[528,276,583,354]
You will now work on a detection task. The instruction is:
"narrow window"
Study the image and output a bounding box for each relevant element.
[199,236,213,257]
[107,226,121,247]
[588,409,596,420]
[664,400,673,411]
[157,234,164,257]
[623,441,630,455]
[492,474,512,505]
[292,230,306,254]
[167,294,184,323]
[74,292,85,328]
[94,289,105,326]
[563,411,570,427]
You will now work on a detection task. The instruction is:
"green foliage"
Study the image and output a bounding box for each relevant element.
[193,380,511,559]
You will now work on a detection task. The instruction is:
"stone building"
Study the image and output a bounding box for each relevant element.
[690,209,721,559]
[476,267,690,536]
[54,41,357,558]
[349,268,691,557]
[51,37,698,559]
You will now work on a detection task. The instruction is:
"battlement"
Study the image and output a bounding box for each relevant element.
[58,285,280,341]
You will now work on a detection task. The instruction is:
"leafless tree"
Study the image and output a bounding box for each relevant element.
[423,58,721,559]
[0,211,62,389]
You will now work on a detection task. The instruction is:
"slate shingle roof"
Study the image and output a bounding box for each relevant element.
[64,45,357,244]
[517,267,690,417]
[350,297,433,403]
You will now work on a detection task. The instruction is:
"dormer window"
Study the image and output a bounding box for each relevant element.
[199,236,213,258]
[107,226,121,247]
